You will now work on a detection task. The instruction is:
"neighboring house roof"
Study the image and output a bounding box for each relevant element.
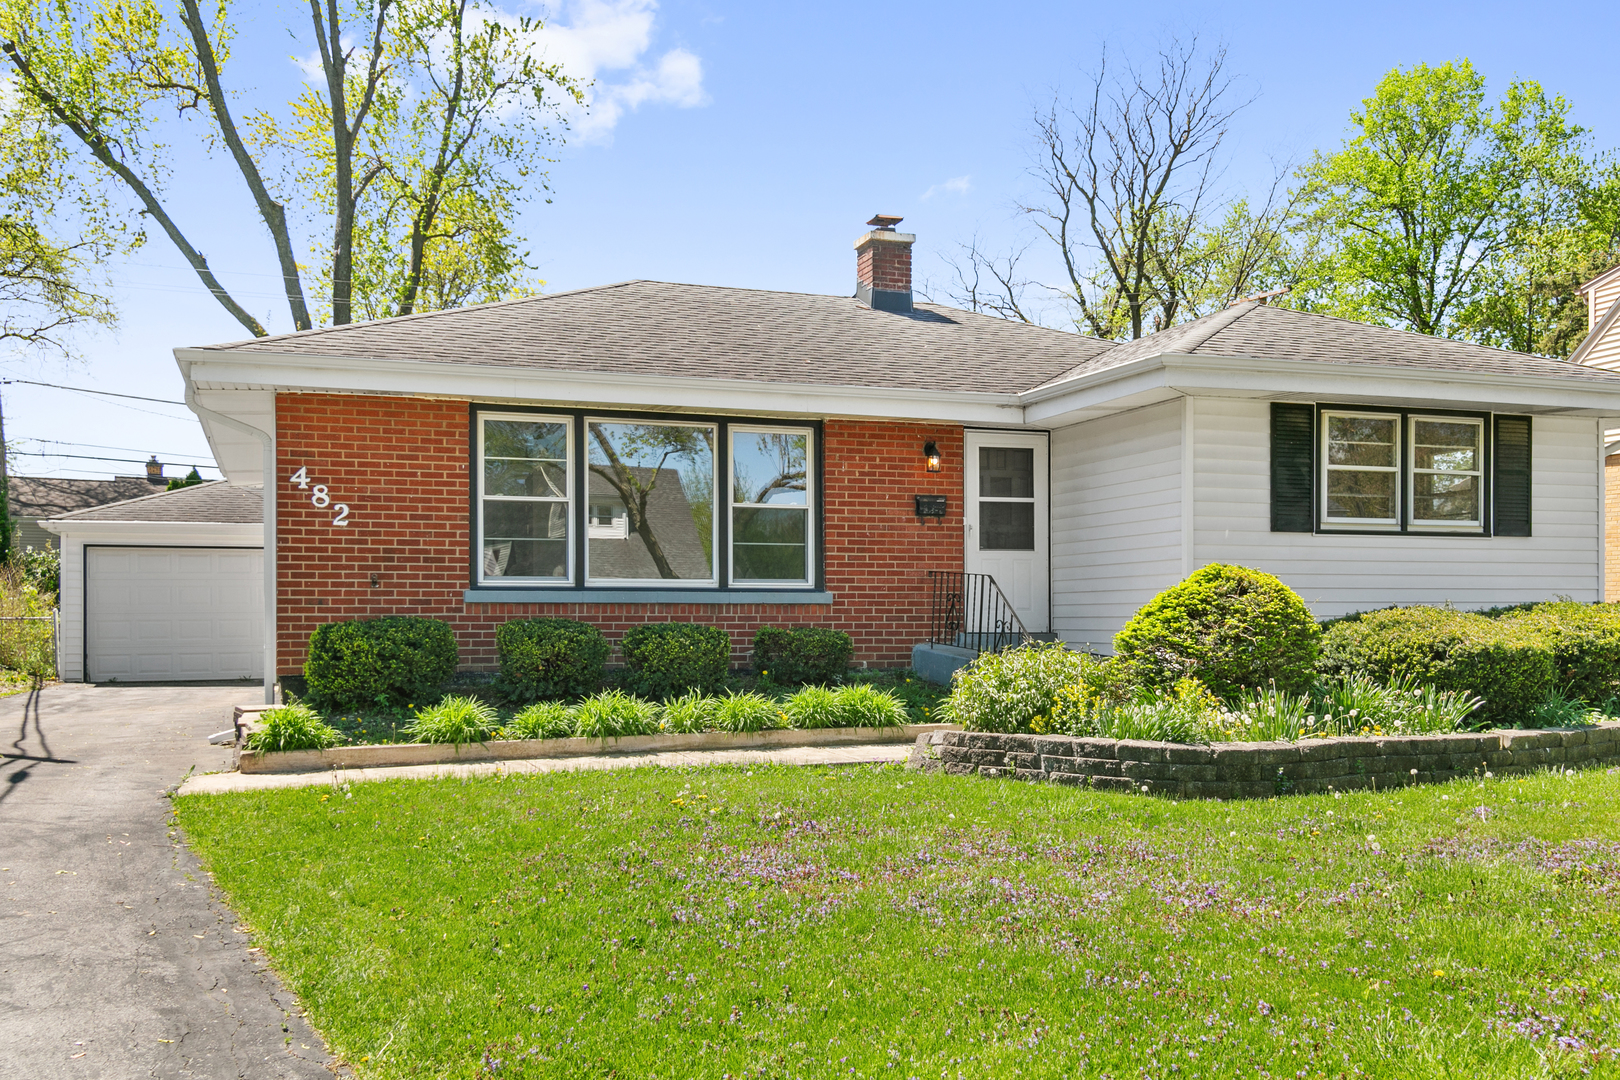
[1034,301,1620,391]
[194,279,1118,395]
[47,481,262,524]
[8,476,163,520]
[584,466,709,580]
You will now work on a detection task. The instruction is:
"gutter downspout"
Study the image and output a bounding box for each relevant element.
[181,363,276,706]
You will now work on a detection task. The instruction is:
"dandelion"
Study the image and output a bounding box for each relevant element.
[1484,771,1493,779]
[1432,970,1445,978]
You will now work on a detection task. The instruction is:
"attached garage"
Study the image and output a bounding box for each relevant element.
[43,483,265,683]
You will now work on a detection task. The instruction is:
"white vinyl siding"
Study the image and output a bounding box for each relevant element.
[1580,273,1620,369]
[1191,397,1600,616]
[1049,400,1184,651]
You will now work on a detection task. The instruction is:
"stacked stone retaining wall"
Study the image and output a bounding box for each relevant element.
[908,723,1620,798]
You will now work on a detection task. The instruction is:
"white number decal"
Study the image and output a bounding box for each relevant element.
[289,466,310,489]
[310,484,331,508]
[332,504,350,527]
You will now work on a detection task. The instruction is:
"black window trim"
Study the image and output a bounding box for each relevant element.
[467,403,825,595]
[1313,402,1495,538]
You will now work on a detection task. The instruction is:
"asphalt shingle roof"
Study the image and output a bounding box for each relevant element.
[9,476,166,519]
[198,280,1118,395]
[49,481,262,524]
[1036,301,1620,390]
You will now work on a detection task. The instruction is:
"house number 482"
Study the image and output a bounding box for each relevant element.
[288,466,351,526]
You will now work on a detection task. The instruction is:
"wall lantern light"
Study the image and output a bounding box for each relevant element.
[923,440,942,473]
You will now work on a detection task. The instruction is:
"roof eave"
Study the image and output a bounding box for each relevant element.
[1022,350,1620,424]
[176,348,1030,425]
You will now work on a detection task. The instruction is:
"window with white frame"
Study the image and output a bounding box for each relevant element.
[1322,412,1400,527]
[475,411,818,588]
[586,419,717,583]
[1319,409,1487,533]
[730,428,811,584]
[479,415,572,580]
[1409,417,1483,528]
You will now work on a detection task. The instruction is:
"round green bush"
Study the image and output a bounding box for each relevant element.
[304,616,458,710]
[494,617,609,702]
[751,625,854,685]
[620,623,731,699]
[1114,564,1320,697]
[941,643,1097,733]
[1319,606,1555,725]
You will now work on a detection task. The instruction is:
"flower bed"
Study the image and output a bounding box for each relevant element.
[909,722,1620,798]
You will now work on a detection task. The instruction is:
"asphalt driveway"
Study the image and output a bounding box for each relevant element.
[0,682,339,1079]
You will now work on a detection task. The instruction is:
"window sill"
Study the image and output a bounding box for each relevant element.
[464,588,835,606]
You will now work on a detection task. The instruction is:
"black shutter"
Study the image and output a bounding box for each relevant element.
[1493,415,1532,537]
[1271,403,1315,532]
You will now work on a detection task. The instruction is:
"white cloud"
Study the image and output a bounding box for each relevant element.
[285,1,706,143]
[920,175,972,201]
[530,0,708,142]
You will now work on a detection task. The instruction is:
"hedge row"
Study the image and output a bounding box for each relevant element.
[1320,600,1620,724]
[302,618,855,709]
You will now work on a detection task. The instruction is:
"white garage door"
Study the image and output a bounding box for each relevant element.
[87,547,263,682]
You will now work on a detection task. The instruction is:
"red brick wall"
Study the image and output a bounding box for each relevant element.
[855,236,913,293]
[275,393,963,675]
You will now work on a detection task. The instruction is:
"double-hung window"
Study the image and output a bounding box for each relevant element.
[1318,408,1488,534]
[1409,417,1483,529]
[1322,412,1400,528]
[479,415,572,580]
[729,428,812,584]
[475,410,818,589]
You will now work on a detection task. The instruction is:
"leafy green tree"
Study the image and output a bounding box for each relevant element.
[1292,61,1592,342]
[165,466,204,490]
[0,0,580,336]
[1,87,123,354]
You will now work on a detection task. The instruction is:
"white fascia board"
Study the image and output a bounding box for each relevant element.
[38,520,263,546]
[1022,350,1620,425]
[174,349,1028,426]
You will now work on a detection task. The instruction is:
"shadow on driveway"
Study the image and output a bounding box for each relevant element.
[0,682,341,1078]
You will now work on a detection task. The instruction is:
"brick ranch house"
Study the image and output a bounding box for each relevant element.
[45,218,1620,702]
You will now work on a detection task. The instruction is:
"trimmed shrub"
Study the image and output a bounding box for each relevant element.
[1319,606,1555,725]
[1497,602,1620,705]
[494,618,609,702]
[502,701,577,740]
[940,643,1096,733]
[304,616,457,709]
[575,690,660,738]
[751,626,853,685]
[405,695,500,745]
[620,623,730,699]
[1114,564,1320,697]
[245,704,343,753]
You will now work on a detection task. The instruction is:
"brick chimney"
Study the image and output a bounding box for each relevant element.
[145,455,164,485]
[854,214,914,313]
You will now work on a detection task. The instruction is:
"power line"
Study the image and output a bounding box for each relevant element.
[24,438,219,460]
[11,451,217,467]
[0,379,186,406]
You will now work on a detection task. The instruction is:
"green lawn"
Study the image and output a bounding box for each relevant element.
[173,764,1620,1079]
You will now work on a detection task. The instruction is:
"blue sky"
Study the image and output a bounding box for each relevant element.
[5,0,1617,480]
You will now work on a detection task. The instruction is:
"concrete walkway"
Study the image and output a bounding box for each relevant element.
[180,741,912,795]
[0,682,340,1080]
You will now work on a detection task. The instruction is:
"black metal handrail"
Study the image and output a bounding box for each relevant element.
[927,571,1032,655]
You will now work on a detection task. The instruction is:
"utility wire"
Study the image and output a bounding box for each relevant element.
[0,379,186,406]
[11,451,216,467]
[24,438,220,460]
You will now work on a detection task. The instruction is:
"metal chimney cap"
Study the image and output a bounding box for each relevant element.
[866,214,904,231]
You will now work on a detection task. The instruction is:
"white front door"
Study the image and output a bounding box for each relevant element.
[964,430,1049,634]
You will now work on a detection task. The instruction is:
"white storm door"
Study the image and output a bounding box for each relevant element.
[86,547,263,682]
[964,431,1049,633]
